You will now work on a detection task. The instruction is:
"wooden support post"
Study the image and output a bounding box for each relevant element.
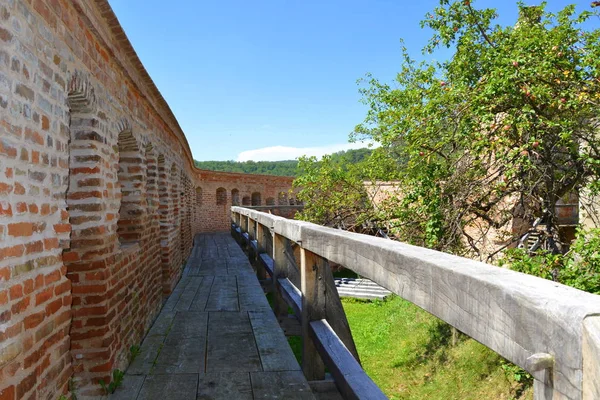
[272,233,290,324]
[583,316,600,400]
[301,248,326,381]
[248,218,257,263]
[241,213,247,233]
[256,223,267,281]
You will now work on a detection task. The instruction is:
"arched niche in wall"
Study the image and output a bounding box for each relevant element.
[251,192,261,206]
[145,143,158,213]
[231,189,240,206]
[242,196,251,206]
[65,72,103,258]
[170,164,179,229]
[117,128,145,245]
[216,187,227,205]
[196,187,203,206]
[157,154,168,235]
[278,192,288,205]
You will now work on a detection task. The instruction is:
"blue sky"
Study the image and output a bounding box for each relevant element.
[107,0,594,161]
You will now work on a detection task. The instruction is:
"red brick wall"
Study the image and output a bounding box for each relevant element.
[193,170,296,233]
[0,1,296,399]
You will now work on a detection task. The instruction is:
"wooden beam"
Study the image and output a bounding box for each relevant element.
[309,319,387,400]
[301,248,326,381]
[278,277,302,318]
[255,223,267,281]
[272,233,290,324]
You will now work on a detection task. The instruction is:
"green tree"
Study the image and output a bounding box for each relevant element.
[294,148,399,232]
[353,1,600,256]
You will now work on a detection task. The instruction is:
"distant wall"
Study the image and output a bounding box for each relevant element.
[193,170,296,233]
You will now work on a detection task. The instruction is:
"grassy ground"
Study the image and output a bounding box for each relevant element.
[341,296,533,400]
[268,290,532,400]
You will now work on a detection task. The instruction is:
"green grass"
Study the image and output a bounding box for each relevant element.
[340,296,533,400]
[265,286,532,399]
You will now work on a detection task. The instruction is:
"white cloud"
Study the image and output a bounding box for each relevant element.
[236,142,375,162]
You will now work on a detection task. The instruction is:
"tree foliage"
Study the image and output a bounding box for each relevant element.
[349,0,600,257]
[294,148,399,232]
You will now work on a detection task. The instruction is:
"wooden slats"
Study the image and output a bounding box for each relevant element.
[310,319,387,400]
[259,253,274,276]
[278,277,302,317]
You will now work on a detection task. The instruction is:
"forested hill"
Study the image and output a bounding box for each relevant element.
[194,148,372,177]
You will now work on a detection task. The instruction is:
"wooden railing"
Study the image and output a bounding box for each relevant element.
[232,206,386,399]
[231,206,600,400]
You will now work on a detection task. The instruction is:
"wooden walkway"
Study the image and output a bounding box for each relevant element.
[112,232,315,400]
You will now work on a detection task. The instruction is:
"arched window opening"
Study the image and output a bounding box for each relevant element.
[266,197,275,206]
[289,197,295,205]
[170,164,179,229]
[242,196,251,206]
[231,189,240,206]
[117,130,145,245]
[278,192,288,205]
[145,143,157,213]
[158,155,167,231]
[196,187,203,206]
[251,192,262,206]
[216,187,227,205]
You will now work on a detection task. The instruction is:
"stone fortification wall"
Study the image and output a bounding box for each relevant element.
[0,1,293,398]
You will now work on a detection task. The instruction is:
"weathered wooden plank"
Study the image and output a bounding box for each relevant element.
[146,311,176,337]
[309,319,387,400]
[300,249,326,380]
[127,335,166,375]
[296,223,600,399]
[136,374,198,400]
[273,233,291,323]
[238,274,271,312]
[250,371,315,399]
[584,316,600,399]
[259,253,274,276]
[152,337,206,374]
[248,311,301,372]
[189,276,215,311]
[174,277,204,311]
[255,223,268,281]
[206,312,262,372]
[197,372,253,400]
[205,275,239,312]
[197,259,229,276]
[321,259,360,364]
[278,277,302,318]
[111,375,145,400]
[164,312,209,345]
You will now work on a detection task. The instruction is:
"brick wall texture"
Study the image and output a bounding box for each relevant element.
[0,1,295,398]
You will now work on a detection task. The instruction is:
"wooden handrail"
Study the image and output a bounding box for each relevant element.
[232,206,600,400]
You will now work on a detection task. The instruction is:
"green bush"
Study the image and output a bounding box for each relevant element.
[501,228,600,295]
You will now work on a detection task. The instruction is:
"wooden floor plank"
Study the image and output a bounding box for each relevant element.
[205,275,239,312]
[174,277,204,311]
[190,276,214,311]
[238,274,271,312]
[152,337,206,374]
[111,375,145,399]
[197,372,253,400]
[250,371,315,399]
[206,312,262,372]
[248,311,301,372]
[136,374,198,400]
